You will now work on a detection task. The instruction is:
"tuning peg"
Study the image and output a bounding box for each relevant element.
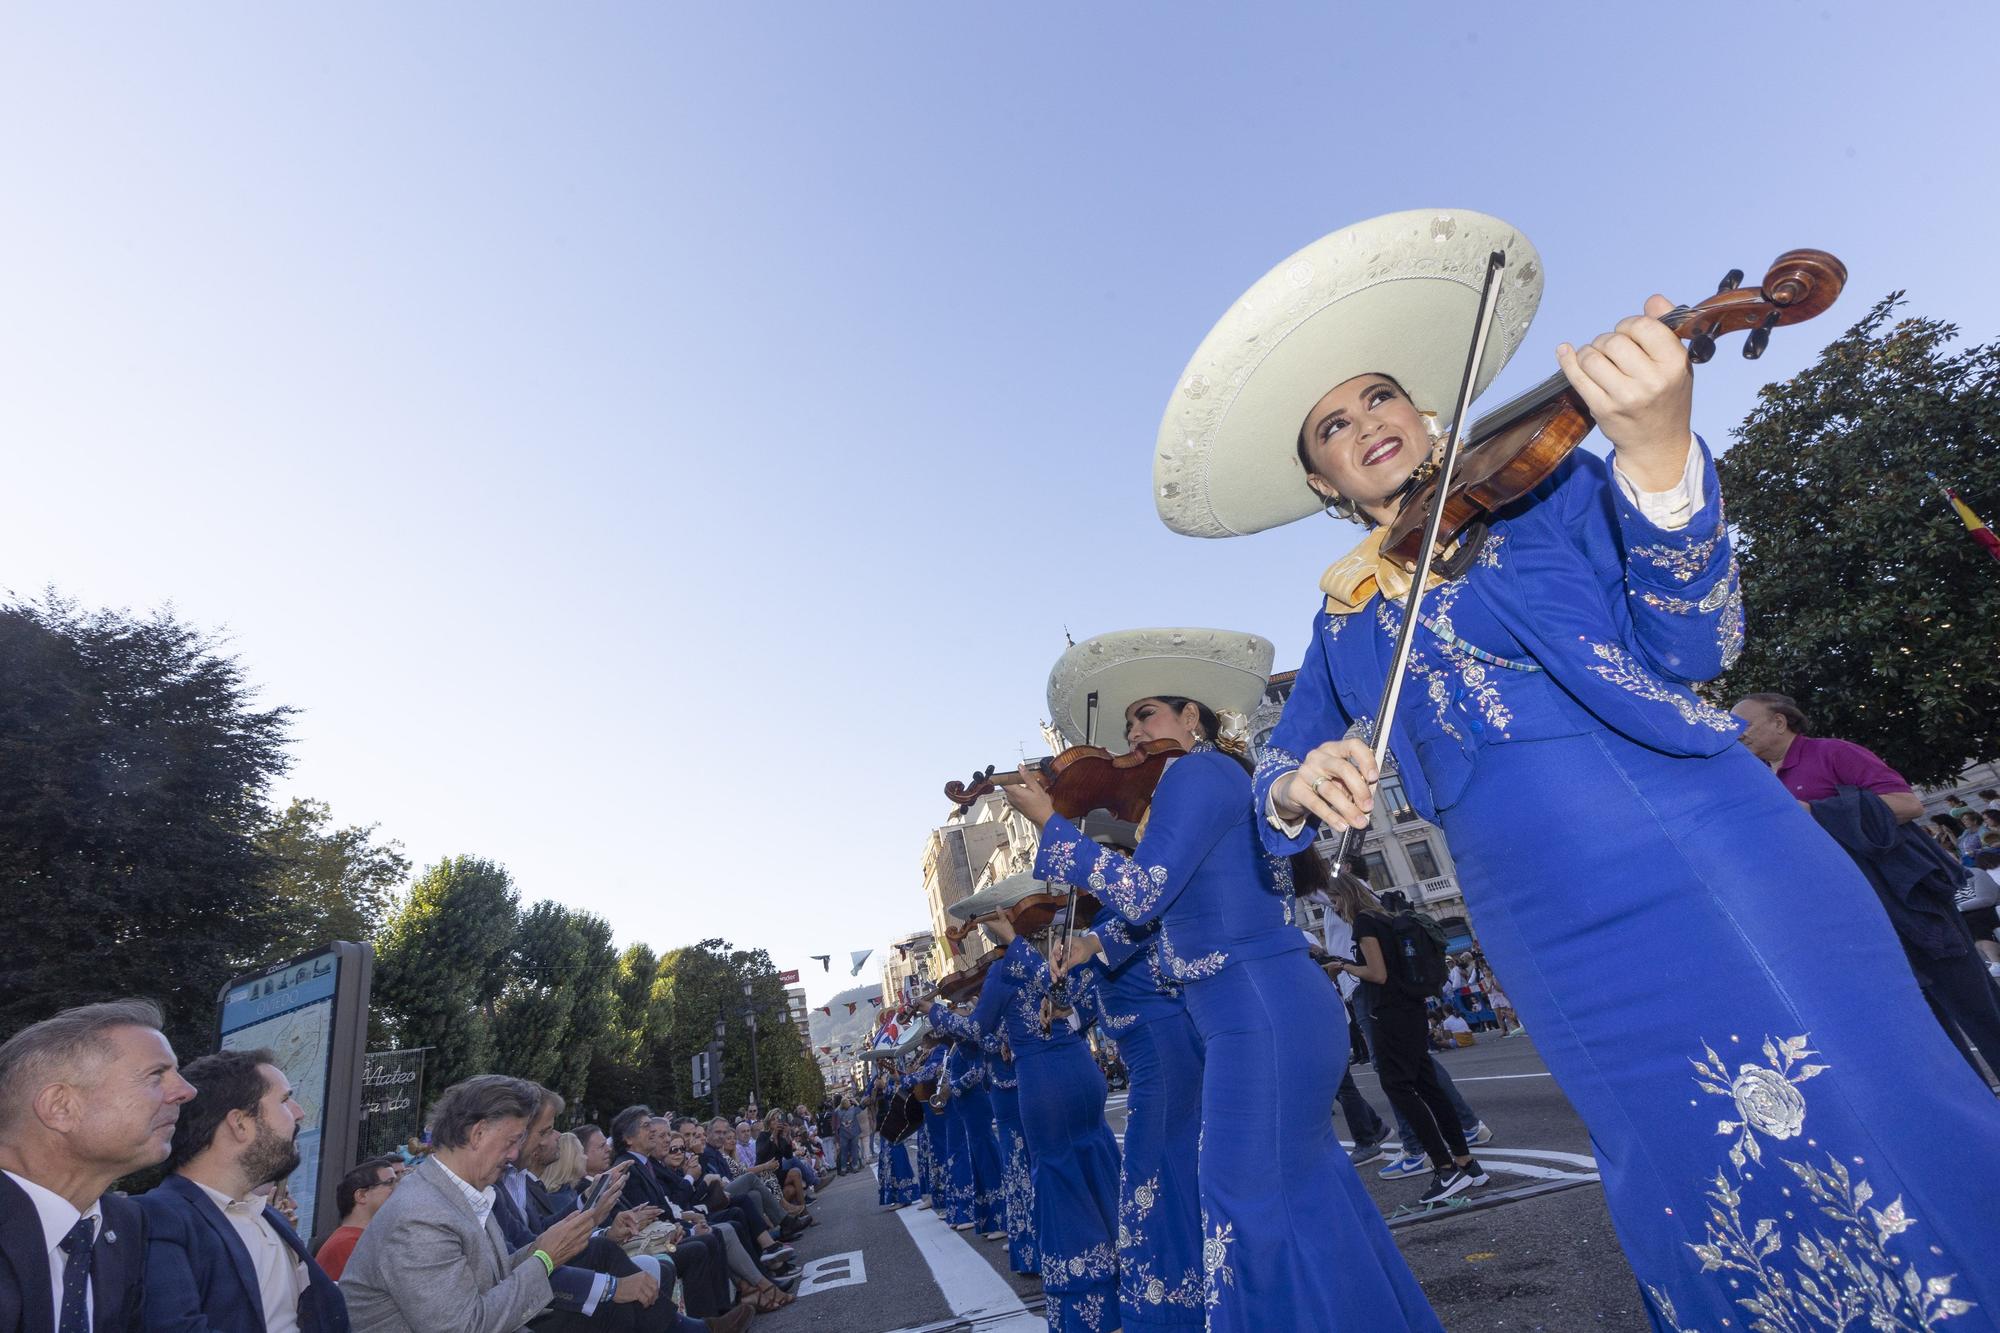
[1716,269,1744,294]
[1688,327,1717,365]
[1743,310,1781,360]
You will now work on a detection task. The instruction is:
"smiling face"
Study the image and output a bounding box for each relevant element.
[1298,374,1434,525]
[1124,697,1204,751]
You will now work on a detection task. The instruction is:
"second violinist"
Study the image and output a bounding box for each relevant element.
[1008,629,1444,1333]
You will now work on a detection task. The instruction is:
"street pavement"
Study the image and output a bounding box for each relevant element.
[760,1032,1654,1332]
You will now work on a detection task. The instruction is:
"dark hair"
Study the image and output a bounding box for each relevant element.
[1289,847,1333,899]
[1978,789,1998,800]
[1738,692,1810,736]
[167,1048,278,1171]
[1142,696,1254,773]
[1932,813,1965,835]
[609,1104,653,1156]
[0,999,167,1132]
[428,1075,539,1150]
[335,1156,399,1218]
[574,1123,605,1151]
[1378,889,1413,913]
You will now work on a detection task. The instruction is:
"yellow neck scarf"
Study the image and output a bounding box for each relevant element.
[1320,527,1452,617]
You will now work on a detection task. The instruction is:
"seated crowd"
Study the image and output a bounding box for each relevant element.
[0,999,845,1333]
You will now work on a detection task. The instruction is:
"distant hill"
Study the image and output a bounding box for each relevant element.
[806,983,882,1059]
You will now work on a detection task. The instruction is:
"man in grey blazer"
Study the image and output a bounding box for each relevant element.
[339,1076,596,1333]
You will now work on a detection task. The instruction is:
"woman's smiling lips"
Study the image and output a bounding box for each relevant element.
[1361,436,1403,466]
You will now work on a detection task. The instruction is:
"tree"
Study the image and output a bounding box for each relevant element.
[554,912,619,1114]
[1713,295,2000,787]
[0,593,292,1056]
[371,856,519,1093]
[254,798,409,960]
[584,943,662,1116]
[492,901,588,1088]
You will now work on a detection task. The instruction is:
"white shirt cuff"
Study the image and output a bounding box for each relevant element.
[581,1272,611,1316]
[1263,780,1310,839]
[1611,433,1704,532]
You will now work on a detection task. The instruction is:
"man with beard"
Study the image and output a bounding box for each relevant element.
[138,1048,349,1331]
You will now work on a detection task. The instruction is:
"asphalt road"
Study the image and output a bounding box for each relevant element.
[764,1032,1654,1333]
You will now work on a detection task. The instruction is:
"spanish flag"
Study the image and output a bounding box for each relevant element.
[1935,475,2000,563]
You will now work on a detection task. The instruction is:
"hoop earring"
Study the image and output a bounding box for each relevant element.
[1319,492,1361,523]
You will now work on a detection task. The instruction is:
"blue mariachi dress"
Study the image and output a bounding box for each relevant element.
[876,1074,924,1207]
[1035,748,1442,1333]
[932,1010,1015,1237]
[1255,441,2000,1331]
[938,1045,977,1228]
[1068,923,1206,1329]
[903,1046,953,1212]
[984,1032,1040,1274]
[972,935,1124,1333]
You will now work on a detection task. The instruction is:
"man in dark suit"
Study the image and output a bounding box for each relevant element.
[137,1048,348,1332]
[0,999,196,1333]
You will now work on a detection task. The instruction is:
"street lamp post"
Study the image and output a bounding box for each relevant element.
[742,978,763,1114]
[711,1007,726,1118]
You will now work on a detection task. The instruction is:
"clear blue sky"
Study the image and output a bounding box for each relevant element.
[3,4,1994,1005]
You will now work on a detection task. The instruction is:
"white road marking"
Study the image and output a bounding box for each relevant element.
[1473,1147,1599,1169]
[794,1250,868,1296]
[1474,1159,1600,1182]
[893,1190,1043,1330]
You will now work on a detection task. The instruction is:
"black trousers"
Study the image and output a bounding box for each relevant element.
[670,1232,732,1317]
[1369,999,1468,1169]
[1912,946,2000,1081]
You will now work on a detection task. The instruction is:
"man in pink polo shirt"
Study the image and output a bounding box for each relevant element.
[1733,691,2000,1080]
[1731,692,1926,821]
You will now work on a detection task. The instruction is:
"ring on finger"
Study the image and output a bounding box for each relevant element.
[1309,776,1327,797]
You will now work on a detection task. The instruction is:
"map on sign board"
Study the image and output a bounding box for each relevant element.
[220,951,340,1232]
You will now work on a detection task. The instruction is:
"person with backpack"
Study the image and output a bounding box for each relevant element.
[1325,878,1488,1204]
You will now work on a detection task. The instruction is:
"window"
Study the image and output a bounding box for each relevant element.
[1358,851,1393,893]
[1378,775,1412,821]
[1406,839,1442,881]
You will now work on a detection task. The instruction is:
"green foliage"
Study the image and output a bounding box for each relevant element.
[0,593,292,1057]
[1714,294,2000,786]
[254,798,409,962]
[371,856,519,1093]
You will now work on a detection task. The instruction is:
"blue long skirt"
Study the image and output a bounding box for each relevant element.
[990,1083,1039,1274]
[1110,1010,1205,1328]
[877,1134,922,1207]
[1186,951,1444,1333]
[1443,732,2000,1331]
[920,1110,950,1211]
[1017,1040,1122,1333]
[941,1098,976,1227]
[955,1083,1010,1236]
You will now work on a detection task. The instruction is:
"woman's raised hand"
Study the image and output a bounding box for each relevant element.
[1555,294,1694,491]
[1000,765,1055,827]
[1276,737,1377,831]
[984,913,1017,945]
[1052,931,1102,980]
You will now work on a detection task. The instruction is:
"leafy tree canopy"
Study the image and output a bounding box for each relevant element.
[1714,294,2000,787]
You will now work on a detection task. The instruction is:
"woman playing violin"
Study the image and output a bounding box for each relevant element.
[953,883,1123,1333]
[1160,209,2000,1329]
[1009,630,1446,1333]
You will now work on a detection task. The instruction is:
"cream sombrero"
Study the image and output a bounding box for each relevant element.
[949,871,1051,922]
[1047,629,1274,752]
[1156,209,1543,538]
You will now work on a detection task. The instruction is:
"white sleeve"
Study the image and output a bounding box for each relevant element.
[1264,784,1311,839]
[1611,434,1705,532]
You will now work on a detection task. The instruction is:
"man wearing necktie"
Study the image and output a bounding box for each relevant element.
[136,1048,349,1332]
[0,999,197,1333]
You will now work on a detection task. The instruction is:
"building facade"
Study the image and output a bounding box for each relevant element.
[880,929,936,1009]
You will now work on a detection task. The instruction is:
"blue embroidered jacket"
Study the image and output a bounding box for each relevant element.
[1033,747,1302,984]
[968,935,1093,1058]
[1254,440,1744,837]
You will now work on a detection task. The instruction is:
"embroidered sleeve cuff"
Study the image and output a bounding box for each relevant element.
[1264,783,1311,839]
[1033,816,1088,885]
[1611,433,1704,532]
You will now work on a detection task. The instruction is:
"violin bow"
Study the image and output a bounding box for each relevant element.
[1329,250,1507,870]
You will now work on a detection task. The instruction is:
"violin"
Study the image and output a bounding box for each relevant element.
[945,737,1186,823]
[1380,249,1848,573]
[935,946,1003,1002]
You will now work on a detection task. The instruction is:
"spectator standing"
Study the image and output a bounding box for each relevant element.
[0,999,195,1333]
[315,1159,399,1280]
[1735,693,2000,1077]
[138,1048,350,1332]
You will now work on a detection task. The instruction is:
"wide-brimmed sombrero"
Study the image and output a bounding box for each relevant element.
[1156,209,1543,538]
[949,871,1051,923]
[1047,628,1274,752]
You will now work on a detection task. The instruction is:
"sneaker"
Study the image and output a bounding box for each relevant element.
[760,1245,795,1266]
[1378,1153,1429,1180]
[1347,1132,1395,1166]
[1467,1121,1494,1147]
[771,1269,802,1291]
[1416,1158,1489,1205]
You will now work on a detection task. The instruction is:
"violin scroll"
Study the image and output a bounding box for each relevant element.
[944,766,1001,807]
[1667,249,1847,364]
